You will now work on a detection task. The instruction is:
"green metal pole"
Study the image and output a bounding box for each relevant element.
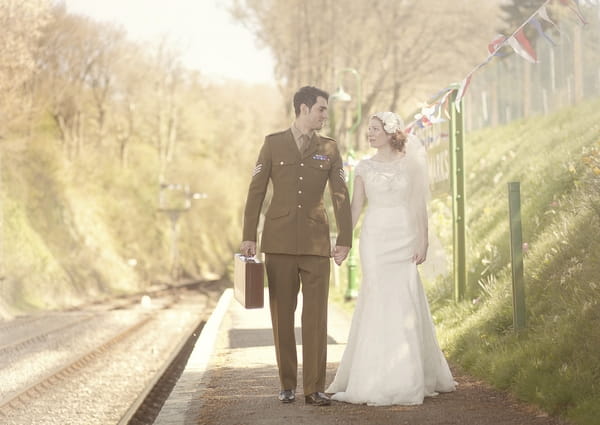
[344,68,362,135]
[450,89,467,302]
[345,149,358,300]
[508,182,526,331]
[343,68,361,301]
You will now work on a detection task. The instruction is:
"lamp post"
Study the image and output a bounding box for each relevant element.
[158,183,207,281]
[330,68,362,300]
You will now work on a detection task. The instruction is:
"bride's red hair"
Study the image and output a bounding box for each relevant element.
[372,116,407,152]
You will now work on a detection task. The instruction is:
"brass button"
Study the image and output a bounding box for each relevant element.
[297,204,302,208]
[299,176,303,180]
[319,164,323,168]
[279,161,284,165]
[298,190,302,194]
[300,163,304,167]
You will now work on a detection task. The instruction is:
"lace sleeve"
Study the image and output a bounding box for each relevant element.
[354,160,366,179]
[405,134,430,255]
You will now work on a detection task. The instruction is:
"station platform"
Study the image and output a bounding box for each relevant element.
[154,288,564,425]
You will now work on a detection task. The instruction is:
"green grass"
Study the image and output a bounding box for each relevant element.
[0,137,143,313]
[428,97,600,424]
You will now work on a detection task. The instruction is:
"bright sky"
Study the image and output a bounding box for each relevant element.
[64,0,276,85]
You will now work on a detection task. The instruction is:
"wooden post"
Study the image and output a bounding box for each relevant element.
[508,182,526,331]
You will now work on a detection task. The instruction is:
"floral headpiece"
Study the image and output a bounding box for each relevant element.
[372,111,404,134]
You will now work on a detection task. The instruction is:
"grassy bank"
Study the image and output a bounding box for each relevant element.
[0,83,283,317]
[430,98,600,424]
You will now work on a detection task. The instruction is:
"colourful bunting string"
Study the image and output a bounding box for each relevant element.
[412,0,590,125]
[451,0,559,111]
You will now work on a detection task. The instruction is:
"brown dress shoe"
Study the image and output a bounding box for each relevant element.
[278,389,295,403]
[304,392,331,406]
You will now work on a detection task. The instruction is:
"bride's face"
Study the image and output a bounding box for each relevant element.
[367,118,392,149]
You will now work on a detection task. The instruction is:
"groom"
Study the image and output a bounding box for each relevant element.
[240,86,352,406]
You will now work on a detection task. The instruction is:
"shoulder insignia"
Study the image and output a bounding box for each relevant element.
[266,128,290,138]
[319,134,337,143]
[252,163,263,177]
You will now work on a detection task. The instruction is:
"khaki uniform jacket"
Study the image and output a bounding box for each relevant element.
[243,128,353,257]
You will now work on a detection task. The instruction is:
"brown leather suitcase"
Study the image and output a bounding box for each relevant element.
[233,254,264,309]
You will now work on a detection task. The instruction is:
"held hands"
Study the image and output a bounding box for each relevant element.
[332,245,350,266]
[240,241,256,257]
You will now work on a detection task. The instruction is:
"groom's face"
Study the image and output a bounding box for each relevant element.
[303,96,328,131]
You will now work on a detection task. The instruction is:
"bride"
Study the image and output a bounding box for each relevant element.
[326,112,456,406]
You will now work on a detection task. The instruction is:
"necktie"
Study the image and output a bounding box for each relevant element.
[299,134,309,152]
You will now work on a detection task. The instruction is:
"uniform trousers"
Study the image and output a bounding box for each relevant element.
[264,253,330,395]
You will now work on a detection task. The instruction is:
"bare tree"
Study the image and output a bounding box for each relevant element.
[231,0,502,150]
[86,23,127,147]
[0,0,51,136]
[139,38,186,180]
[109,44,146,167]
[35,6,101,158]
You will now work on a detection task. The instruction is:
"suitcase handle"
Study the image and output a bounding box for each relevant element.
[238,254,260,263]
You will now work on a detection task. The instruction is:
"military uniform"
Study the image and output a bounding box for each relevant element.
[243,127,352,395]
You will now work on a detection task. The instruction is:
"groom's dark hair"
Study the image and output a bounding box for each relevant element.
[293,86,329,117]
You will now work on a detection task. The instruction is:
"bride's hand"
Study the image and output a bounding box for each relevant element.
[333,245,350,265]
[413,252,426,265]
[413,244,428,265]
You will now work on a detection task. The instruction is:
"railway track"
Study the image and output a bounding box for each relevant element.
[0,315,152,413]
[0,279,227,425]
[0,314,95,355]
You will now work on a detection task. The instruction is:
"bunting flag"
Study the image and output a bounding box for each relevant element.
[507,28,538,63]
[418,86,453,124]
[538,5,560,31]
[419,102,446,125]
[530,17,556,46]
[430,100,446,124]
[433,87,453,120]
[440,87,453,105]
[413,113,425,128]
[428,86,453,104]
[454,74,473,112]
[559,0,588,25]
[421,104,436,119]
[442,91,452,119]
[488,34,508,56]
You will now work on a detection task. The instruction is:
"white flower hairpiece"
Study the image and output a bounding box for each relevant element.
[372,111,404,134]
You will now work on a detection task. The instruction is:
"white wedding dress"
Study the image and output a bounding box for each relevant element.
[326,139,456,406]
